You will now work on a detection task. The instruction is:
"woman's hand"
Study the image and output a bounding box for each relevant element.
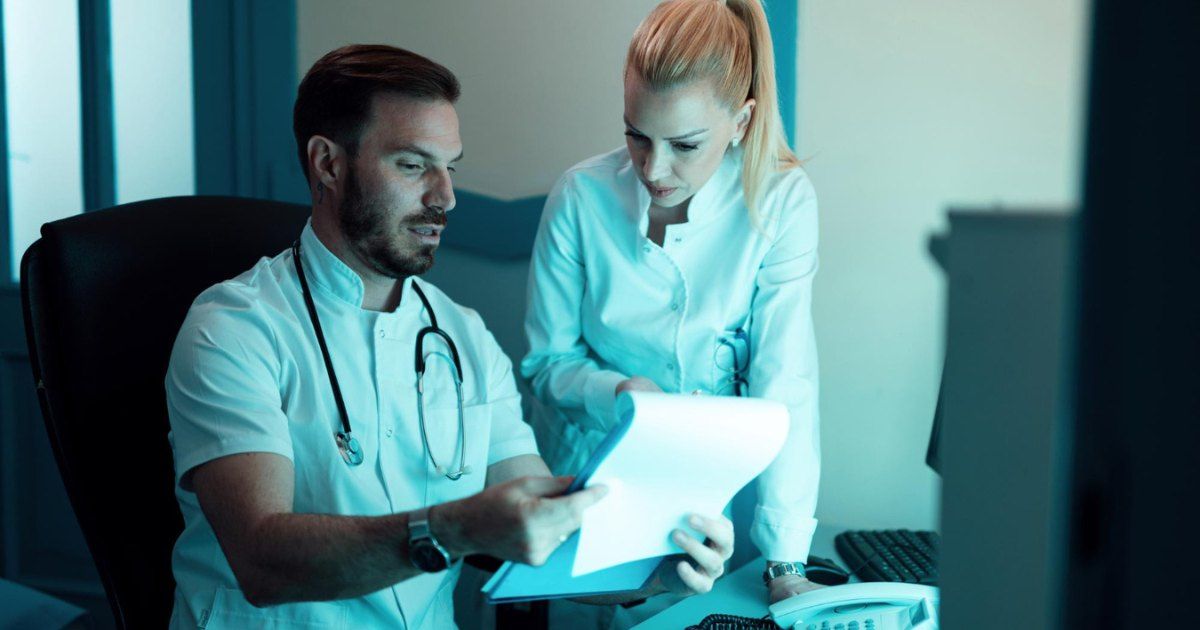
[767,572,824,604]
[651,513,734,596]
[615,376,662,396]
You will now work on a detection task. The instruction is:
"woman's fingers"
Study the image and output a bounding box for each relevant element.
[675,559,715,594]
[672,529,725,577]
[687,514,734,560]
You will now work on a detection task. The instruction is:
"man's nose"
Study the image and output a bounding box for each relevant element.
[425,168,456,213]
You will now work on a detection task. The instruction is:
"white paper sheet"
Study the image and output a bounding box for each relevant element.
[571,391,789,576]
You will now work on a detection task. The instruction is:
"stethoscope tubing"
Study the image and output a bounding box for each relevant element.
[292,240,468,479]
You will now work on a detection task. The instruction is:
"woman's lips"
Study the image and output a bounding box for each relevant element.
[648,185,678,199]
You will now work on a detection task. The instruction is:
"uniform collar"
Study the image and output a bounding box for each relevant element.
[625,146,743,234]
[298,221,415,312]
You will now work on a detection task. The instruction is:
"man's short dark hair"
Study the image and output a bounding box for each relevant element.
[293,44,461,182]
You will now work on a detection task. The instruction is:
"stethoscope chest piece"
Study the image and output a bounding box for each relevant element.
[336,431,364,467]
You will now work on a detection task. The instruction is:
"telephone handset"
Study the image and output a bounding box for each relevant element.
[768,582,939,630]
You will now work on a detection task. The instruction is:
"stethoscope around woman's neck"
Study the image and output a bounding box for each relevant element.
[292,240,470,480]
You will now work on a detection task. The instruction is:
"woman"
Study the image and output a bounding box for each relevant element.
[522,0,821,607]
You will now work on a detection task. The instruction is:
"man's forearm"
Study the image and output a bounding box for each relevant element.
[237,511,421,606]
[214,471,602,608]
[234,492,506,606]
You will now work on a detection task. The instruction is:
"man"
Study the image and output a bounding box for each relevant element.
[166,44,733,629]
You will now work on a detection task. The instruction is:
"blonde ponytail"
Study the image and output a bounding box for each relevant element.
[725,0,800,226]
[627,0,799,226]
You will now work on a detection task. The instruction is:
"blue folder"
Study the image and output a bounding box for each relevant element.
[483,409,666,603]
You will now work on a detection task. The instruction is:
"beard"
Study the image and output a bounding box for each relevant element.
[338,167,445,278]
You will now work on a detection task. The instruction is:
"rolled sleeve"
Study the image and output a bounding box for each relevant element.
[166,295,293,491]
[753,506,820,561]
[746,173,822,562]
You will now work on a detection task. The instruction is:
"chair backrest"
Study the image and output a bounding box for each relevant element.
[20,196,310,629]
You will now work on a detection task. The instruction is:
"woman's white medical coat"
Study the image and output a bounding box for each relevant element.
[522,146,821,562]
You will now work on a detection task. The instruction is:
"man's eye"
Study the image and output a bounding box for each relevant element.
[399,162,422,171]
[673,143,699,152]
[447,166,457,174]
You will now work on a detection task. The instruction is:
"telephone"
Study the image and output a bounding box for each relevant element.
[768,582,939,630]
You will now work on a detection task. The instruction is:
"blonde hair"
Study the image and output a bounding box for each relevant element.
[626,0,800,225]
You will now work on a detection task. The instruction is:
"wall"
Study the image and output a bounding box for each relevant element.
[298,0,659,200]
[798,0,1089,530]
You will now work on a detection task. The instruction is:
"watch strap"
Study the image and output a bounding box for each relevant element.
[409,506,433,538]
[763,561,807,585]
[408,506,451,572]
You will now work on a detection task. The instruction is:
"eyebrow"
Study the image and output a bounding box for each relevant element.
[623,117,708,141]
[390,145,464,163]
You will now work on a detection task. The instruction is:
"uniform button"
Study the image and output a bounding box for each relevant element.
[674,237,683,243]
[666,363,675,371]
[378,329,385,338]
[670,302,678,311]
[385,427,394,438]
[642,245,651,253]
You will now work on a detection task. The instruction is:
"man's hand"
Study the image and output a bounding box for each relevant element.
[767,573,823,604]
[432,475,607,566]
[615,376,661,396]
[651,514,734,596]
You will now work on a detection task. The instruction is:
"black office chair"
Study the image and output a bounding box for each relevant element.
[20,196,310,629]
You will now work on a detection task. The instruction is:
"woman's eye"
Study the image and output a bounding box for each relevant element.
[673,142,699,152]
[447,166,457,174]
[624,131,649,143]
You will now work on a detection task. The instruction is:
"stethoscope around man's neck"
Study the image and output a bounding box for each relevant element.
[292,240,470,480]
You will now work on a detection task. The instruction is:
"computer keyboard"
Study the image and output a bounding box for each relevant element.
[833,529,940,585]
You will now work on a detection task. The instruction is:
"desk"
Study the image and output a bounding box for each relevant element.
[633,524,852,629]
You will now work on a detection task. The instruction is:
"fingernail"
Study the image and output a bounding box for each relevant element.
[689,515,703,528]
[672,530,686,543]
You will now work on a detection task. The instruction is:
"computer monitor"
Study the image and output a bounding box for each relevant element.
[1061,1,1200,627]
[925,379,942,476]
[936,210,1073,630]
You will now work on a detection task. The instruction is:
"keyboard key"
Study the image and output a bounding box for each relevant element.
[834,529,940,585]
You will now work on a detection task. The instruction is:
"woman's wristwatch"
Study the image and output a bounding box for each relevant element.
[762,561,807,585]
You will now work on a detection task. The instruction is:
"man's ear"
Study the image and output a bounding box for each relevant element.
[306,135,346,193]
[734,99,756,142]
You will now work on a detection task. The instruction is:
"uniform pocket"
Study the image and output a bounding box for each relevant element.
[711,328,750,396]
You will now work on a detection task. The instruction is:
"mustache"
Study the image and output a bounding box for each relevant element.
[405,208,448,227]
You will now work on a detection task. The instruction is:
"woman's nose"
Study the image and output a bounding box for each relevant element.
[642,148,671,182]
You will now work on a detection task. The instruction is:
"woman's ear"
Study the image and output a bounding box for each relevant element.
[733,98,756,144]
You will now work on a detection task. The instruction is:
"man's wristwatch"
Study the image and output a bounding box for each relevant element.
[408,507,451,573]
[763,561,807,585]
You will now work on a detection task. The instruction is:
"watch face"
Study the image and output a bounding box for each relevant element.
[411,540,449,573]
